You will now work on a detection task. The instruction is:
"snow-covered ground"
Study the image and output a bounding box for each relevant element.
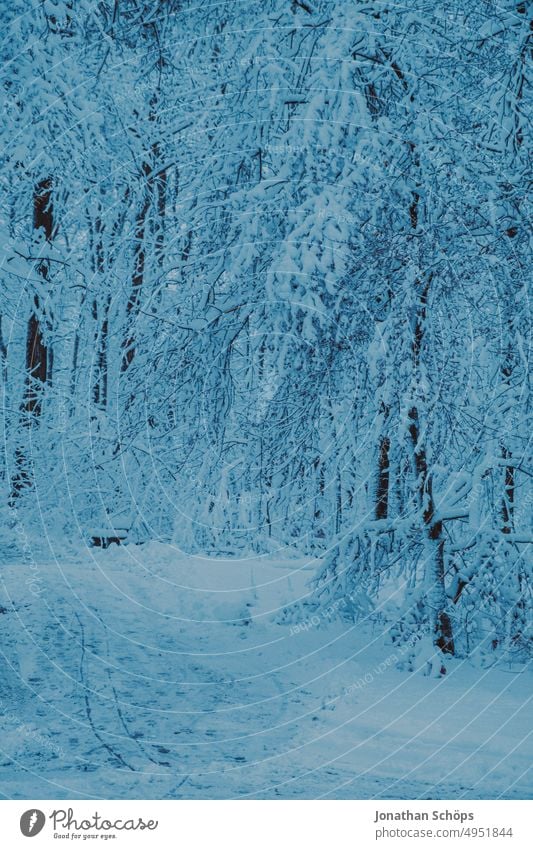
[0,542,531,799]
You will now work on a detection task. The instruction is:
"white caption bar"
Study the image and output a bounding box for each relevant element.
[1,799,531,848]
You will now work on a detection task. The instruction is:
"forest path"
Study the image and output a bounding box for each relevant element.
[0,542,531,799]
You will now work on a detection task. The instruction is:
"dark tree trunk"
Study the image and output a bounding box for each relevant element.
[34,177,53,240]
[25,179,53,416]
[408,255,454,656]
[11,179,53,499]
[408,405,455,656]
[122,160,153,372]
[92,297,110,409]
[91,215,110,409]
[25,313,48,417]
[335,468,342,533]
[375,433,390,520]
[405,168,454,657]
[154,144,167,267]
[501,447,515,535]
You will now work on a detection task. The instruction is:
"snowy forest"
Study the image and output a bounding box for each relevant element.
[0,0,531,800]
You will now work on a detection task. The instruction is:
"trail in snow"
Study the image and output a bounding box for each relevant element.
[0,542,530,799]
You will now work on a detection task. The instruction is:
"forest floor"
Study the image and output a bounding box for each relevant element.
[0,541,531,799]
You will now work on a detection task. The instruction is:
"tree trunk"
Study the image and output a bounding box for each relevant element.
[11,179,53,499]
[408,404,454,656]
[121,161,152,372]
[405,166,455,656]
[25,178,53,417]
[92,215,110,409]
[375,431,390,520]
